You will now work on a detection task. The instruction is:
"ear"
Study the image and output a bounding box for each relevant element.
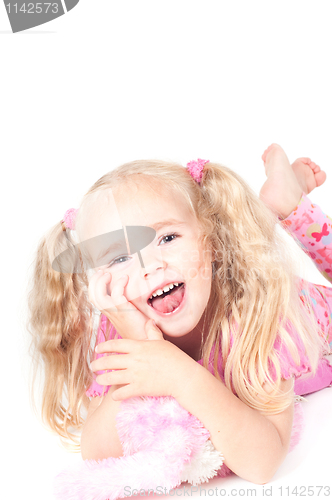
[145,319,164,340]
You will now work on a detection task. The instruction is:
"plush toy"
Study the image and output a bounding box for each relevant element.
[54,395,304,500]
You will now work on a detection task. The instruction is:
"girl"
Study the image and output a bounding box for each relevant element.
[28,143,332,486]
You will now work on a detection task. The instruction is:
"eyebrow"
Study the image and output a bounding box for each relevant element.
[149,219,186,231]
[95,240,127,262]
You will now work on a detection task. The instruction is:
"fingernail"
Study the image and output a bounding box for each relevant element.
[152,320,157,327]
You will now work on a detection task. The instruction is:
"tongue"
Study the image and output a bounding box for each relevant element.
[151,285,185,313]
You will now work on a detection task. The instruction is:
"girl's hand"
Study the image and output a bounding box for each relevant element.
[88,270,151,340]
[90,319,199,401]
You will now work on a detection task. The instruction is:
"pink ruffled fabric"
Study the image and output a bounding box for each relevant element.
[86,317,116,398]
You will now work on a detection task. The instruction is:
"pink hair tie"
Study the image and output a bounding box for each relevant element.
[61,208,78,231]
[186,158,209,184]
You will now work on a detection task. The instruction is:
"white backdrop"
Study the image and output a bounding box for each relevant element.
[1,1,331,499]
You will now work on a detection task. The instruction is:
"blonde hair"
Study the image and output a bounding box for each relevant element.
[28,159,328,448]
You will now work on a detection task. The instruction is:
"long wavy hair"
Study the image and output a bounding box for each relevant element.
[28,159,328,448]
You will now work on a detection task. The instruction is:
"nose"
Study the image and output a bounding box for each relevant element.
[137,235,167,279]
[140,260,166,279]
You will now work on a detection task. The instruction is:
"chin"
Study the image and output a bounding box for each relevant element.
[156,315,200,338]
[161,327,191,338]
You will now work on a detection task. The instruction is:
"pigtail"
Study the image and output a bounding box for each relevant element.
[28,222,94,449]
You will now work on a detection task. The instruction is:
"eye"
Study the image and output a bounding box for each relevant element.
[160,233,179,245]
[108,255,131,267]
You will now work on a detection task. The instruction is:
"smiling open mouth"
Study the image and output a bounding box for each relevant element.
[148,283,185,314]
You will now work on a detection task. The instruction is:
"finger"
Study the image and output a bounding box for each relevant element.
[88,269,104,305]
[145,319,164,340]
[111,275,129,306]
[93,272,118,311]
[96,370,131,387]
[103,270,113,295]
[95,339,134,353]
[89,269,112,309]
[91,353,130,372]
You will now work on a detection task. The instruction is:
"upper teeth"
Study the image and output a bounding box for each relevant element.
[149,282,179,300]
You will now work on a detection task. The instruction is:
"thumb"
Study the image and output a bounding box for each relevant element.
[145,319,164,340]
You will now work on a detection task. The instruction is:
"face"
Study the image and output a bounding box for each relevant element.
[82,182,213,339]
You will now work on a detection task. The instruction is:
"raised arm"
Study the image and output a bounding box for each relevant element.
[280,192,332,284]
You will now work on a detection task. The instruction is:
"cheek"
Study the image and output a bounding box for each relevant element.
[179,248,200,275]
[188,268,198,279]
[111,275,151,304]
[186,262,210,281]
[200,265,213,281]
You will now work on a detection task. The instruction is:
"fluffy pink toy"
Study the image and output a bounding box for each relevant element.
[54,395,304,500]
